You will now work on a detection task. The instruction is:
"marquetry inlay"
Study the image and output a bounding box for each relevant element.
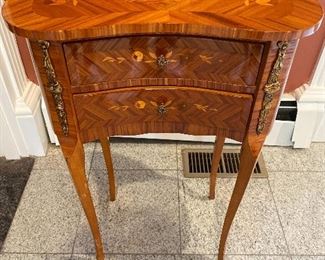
[3,0,322,41]
[2,1,322,260]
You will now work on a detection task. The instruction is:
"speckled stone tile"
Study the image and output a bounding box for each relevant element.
[176,142,239,170]
[175,255,215,260]
[71,255,176,260]
[45,254,72,260]
[291,257,325,260]
[73,169,180,254]
[113,256,175,260]
[109,255,176,260]
[2,169,81,254]
[269,171,325,255]
[33,143,95,171]
[262,143,325,172]
[225,256,291,260]
[176,256,291,260]
[91,138,177,170]
[71,255,95,260]
[179,176,288,255]
[0,254,46,259]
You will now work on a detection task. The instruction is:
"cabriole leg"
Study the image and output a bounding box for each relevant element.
[99,136,116,201]
[62,139,105,260]
[218,136,264,260]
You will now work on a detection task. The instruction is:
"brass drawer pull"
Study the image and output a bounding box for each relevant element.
[156,54,169,69]
[157,103,168,117]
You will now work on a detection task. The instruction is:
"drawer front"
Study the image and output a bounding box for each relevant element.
[73,87,253,141]
[65,37,263,94]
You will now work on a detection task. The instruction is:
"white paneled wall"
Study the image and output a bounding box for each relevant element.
[0,0,48,159]
[293,45,325,148]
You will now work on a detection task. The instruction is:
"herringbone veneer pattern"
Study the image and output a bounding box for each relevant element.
[73,87,252,138]
[65,36,263,94]
[3,0,323,41]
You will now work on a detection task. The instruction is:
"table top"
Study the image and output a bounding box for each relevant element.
[2,0,324,41]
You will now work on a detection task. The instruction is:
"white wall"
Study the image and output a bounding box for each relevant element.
[0,0,48,159]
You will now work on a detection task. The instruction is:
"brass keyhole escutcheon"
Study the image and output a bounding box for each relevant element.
[158,103,168,117]
[156,54,169,69]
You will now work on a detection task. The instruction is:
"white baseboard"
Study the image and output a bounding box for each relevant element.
[292,86,325,148]
[266,121,295,146]
[41,97,59,145]
[0,80,48,159]
[15,81,48,156]
[313,114,325,142]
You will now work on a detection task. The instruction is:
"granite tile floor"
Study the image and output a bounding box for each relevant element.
[0,139,324,260]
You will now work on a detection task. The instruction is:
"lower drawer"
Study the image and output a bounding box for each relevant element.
[73,87,253,141]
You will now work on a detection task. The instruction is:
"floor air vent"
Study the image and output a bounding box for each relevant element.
[182,148,268,178]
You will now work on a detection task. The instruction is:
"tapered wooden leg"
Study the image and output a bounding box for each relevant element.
[209,134,226,200]
[218,137,264,260]
[99,136,116,201]
[63,140,104,260]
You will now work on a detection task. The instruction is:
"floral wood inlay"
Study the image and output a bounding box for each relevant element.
[199,55,214,64]
[132,50,177,65]
[108,105,129,111]
[150,100,176,110]
[195,104,219,112]
[135,100,146,109]
[107,101,221,114]
[102,56,126,64]
[101,50,222,67]
[132,51,144,62]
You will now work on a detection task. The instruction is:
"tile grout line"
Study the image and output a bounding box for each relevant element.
[267,177,292,258]
[70,209,84,257]
[175,141,183,256]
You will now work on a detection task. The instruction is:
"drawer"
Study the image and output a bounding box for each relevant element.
[73,87,253,141]
[64,36,264,94]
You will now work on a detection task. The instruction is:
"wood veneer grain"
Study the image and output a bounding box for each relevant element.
[2,0,323,41]
[64,36,263,94]
[7,1,321,259]
[73,87,253,142]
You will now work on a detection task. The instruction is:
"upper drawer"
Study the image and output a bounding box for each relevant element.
[64,36,264,94]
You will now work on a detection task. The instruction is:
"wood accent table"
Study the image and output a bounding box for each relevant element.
[2,1,323,259]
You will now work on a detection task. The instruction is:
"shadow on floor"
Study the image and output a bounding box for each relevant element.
[0,157,34,250]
